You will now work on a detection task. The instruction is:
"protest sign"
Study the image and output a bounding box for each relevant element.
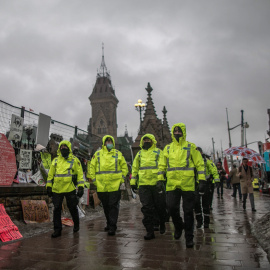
[19,149,32,169]
[0,204,23,242]
[31,170,46,186]
[8,114,24,142]
[0,133,17,186]
[92,192,101,208]
[81,188,89,205]
[36,113,51,147]
[21,200,50,223]
[18,171,27,183]
[25,171,32,183]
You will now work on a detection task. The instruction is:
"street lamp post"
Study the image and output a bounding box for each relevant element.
[226,108,249,165]
[134,99,146,135]
[25,125,33,150]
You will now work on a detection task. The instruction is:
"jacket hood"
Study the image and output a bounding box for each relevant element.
[171,123,186,143]
[57,140,73,157]
[102,135,115,149]
[139,134,157,149]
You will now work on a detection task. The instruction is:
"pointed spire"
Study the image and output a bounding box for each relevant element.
[97,43,110,79]
[125,124,128,137]
[146,82,153,96]
[142,82,158,121]
[162,106,170,130]
[162,106,167,116]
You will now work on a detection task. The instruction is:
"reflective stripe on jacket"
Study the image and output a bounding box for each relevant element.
[158,123,205,191]
[46,140,84,193]
[87,135,128,192]
[131,134,164,187]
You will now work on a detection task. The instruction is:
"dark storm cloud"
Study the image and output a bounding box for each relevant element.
[1,0,270,156]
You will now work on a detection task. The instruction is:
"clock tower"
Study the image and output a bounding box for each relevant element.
[88,44,118,140]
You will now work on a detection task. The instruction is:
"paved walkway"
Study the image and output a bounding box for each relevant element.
[0,188,270,269]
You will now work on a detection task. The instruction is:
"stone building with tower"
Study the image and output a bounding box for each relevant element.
[87,47,171,161]
[132,83,171,156]
[88,45,118,140]
[87,46,133,162]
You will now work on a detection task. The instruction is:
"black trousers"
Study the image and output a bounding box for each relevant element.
[52,190,79,232]
[98,190,121,231]
[209,183,215,207]
[139,185,167,233]
[217,179,224,196]
[194,181,211,225]
[232,183,242,199]
[167,189,195,242]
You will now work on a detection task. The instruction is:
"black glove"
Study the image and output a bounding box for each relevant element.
[156,181,165,193]
[47,187,52,198]
[198,181,206,195]
[77,186,84,198]
[215,182,220,188]
[130,185,137,193]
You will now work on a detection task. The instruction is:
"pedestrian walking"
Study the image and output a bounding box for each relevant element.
[238,158,256,212]
[158,123,206,248]
[229,164,242,200]
[130,134,167,240]
[195,147,220,229]
[216,162,226,199]
[46,140,85,238]
[88,135,128,235]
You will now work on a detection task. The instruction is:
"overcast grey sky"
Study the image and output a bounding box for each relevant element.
[1,0,270,155]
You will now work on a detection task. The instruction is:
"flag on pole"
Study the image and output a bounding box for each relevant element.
[224,156,229,174]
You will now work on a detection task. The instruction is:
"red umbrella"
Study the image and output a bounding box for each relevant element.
[223,146,265,163]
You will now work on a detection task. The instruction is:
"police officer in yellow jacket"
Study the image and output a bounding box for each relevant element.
[46,140,85,238]
[130,134,167,240]
[158,123,206,248]
[195,147,219,229]
[88,135,128,236]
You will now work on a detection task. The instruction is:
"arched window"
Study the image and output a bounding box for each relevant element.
[98,119,106,134]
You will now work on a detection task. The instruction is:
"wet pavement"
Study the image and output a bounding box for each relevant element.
[1,188,270,270]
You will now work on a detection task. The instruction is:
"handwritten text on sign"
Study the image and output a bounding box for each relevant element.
[21,200,50,223]
[19,149,32,169]
[0,134,17,186]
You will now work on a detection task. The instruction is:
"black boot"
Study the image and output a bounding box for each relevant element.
[160,223,166,234]
[186,240,194,248]
[104,225,110,231]
[73,224,80,233]
[204,223,209,229]
[108,229,116,236]
[144,232,155,240]
[51,231,61,238]
[174,230,182,240]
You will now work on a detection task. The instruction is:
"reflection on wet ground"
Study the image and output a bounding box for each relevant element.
[0,188,270,269]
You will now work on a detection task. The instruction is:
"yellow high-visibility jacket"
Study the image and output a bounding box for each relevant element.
[46,140,84,193]
[87,135,128,192]
[40,152,52,169]
[131,134,164,187]
[158,123,206,191]
[206,159,220,183]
